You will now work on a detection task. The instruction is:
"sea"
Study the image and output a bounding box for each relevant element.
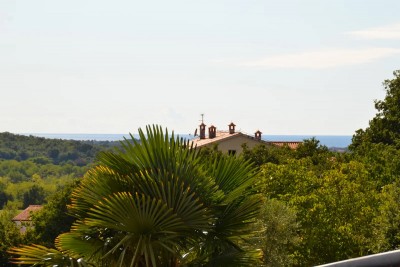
[27,134,353,148]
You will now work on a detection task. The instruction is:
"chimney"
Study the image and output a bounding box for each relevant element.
[209,125,216,139]
[255,130,262,140]
[199,123,206,139]
[228,122,236,134]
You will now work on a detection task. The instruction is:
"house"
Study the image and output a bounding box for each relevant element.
[191,122,301,155]
[12,205,43,234]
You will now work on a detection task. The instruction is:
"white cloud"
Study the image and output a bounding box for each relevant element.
[238,48,400,69]
[347,23,400,39]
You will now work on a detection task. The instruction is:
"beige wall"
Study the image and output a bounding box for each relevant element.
[13,220,33,234]
[203,135,266,155]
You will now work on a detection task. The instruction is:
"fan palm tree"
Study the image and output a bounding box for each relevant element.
[10,125,262,267]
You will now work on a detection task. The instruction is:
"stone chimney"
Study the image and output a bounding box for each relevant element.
[228,122,236,134]
[255,130,262,140]
[199,123,206,139]
[209,125,216,139]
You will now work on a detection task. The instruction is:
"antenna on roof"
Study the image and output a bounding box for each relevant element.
[200,113,204,124]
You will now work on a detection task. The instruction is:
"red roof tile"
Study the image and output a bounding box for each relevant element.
[268,141,302,150]
[191,131,301,150]
[12,205,43,221]
[191,131,243,147]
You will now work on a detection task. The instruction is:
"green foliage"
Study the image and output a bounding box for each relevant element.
[258,199,300,267]
[8,244,92,267]
[0,133,125,210]
[0,133,119,265]
[373,182,400,251]
[259,159,385,265]
[0,159,87,209]
[351,142,400,188]
[0,180,13,209]
[242,137,336,169]
[11,126,263,267]
[351,70,400,149]
[0,160,87,182]
[22,185,46,208]
[294,137,331,163]
[0,206,22,266]
[241,143,293,166]
[197,143,224,162]
[6,69,400,266]
[0,182,79,266]
[29,181,79,248]
[0,132,120,166]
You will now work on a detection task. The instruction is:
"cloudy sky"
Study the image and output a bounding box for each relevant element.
[1,0,399,135]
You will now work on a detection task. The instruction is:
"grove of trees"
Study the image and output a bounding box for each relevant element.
[2,70,400,266]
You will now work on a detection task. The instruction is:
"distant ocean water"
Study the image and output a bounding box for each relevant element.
[27,133,353,148]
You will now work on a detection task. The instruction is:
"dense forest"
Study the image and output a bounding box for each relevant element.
[0,132,120,166]
[0,134,123,211]
[1,71,400,266]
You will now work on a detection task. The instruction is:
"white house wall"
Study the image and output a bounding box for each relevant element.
[211,135,266,155]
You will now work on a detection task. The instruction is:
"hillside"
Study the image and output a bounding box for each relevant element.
[0,132,127,210]
[0,132,121,166]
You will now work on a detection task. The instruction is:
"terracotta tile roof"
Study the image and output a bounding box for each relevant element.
[268,141,302,150]
[191,131,237,147]
[191,131,301,150]
[12,205,43,222]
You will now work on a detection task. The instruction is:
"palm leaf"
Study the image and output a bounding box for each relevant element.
[10,125,263,267]
[8,244,93,267]
[55,231,115,266]
[68,166,134,219]
[207,155,259,203]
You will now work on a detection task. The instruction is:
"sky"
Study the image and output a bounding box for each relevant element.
[1,0,400,135]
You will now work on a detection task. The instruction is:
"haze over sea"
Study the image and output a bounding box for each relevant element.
[27,134,353,148]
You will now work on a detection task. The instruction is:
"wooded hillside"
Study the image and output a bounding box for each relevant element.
[0,132,120,166]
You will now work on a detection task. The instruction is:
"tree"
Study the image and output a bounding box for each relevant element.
[28,181,79,248]
[0,178,13,209]
[10,125,263,266]
[373,182,400,251]
[242,144,280,166]
[241,143,294,167]
[295,137,329,158]
[259,159,384,265]
[351,142,400,188]
[0,207,22,266]
[351,70,400,149]
[22,185,46,208]
[258,199,300,267]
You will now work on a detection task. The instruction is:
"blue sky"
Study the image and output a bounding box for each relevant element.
[1,0,399,135]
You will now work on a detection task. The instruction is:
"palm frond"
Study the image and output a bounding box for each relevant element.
[55,231,114,266]
[206,155,259,204]
[8,244,93,267]
[10,125,263,267]
[68,166,134,219]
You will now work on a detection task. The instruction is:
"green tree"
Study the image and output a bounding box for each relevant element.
[351,70,400,149]
[258,199,300,267]
[295,137,330,160]
[0,206,22,266]
[0,178,13,208]
[351,142,400,188]
[241,143,294,167]
[28,181,79,248]
[10,125,263,267]
[197,143,223,163]
[22,185,46,208]
[373,182,400,251]
[260,160,384,265]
